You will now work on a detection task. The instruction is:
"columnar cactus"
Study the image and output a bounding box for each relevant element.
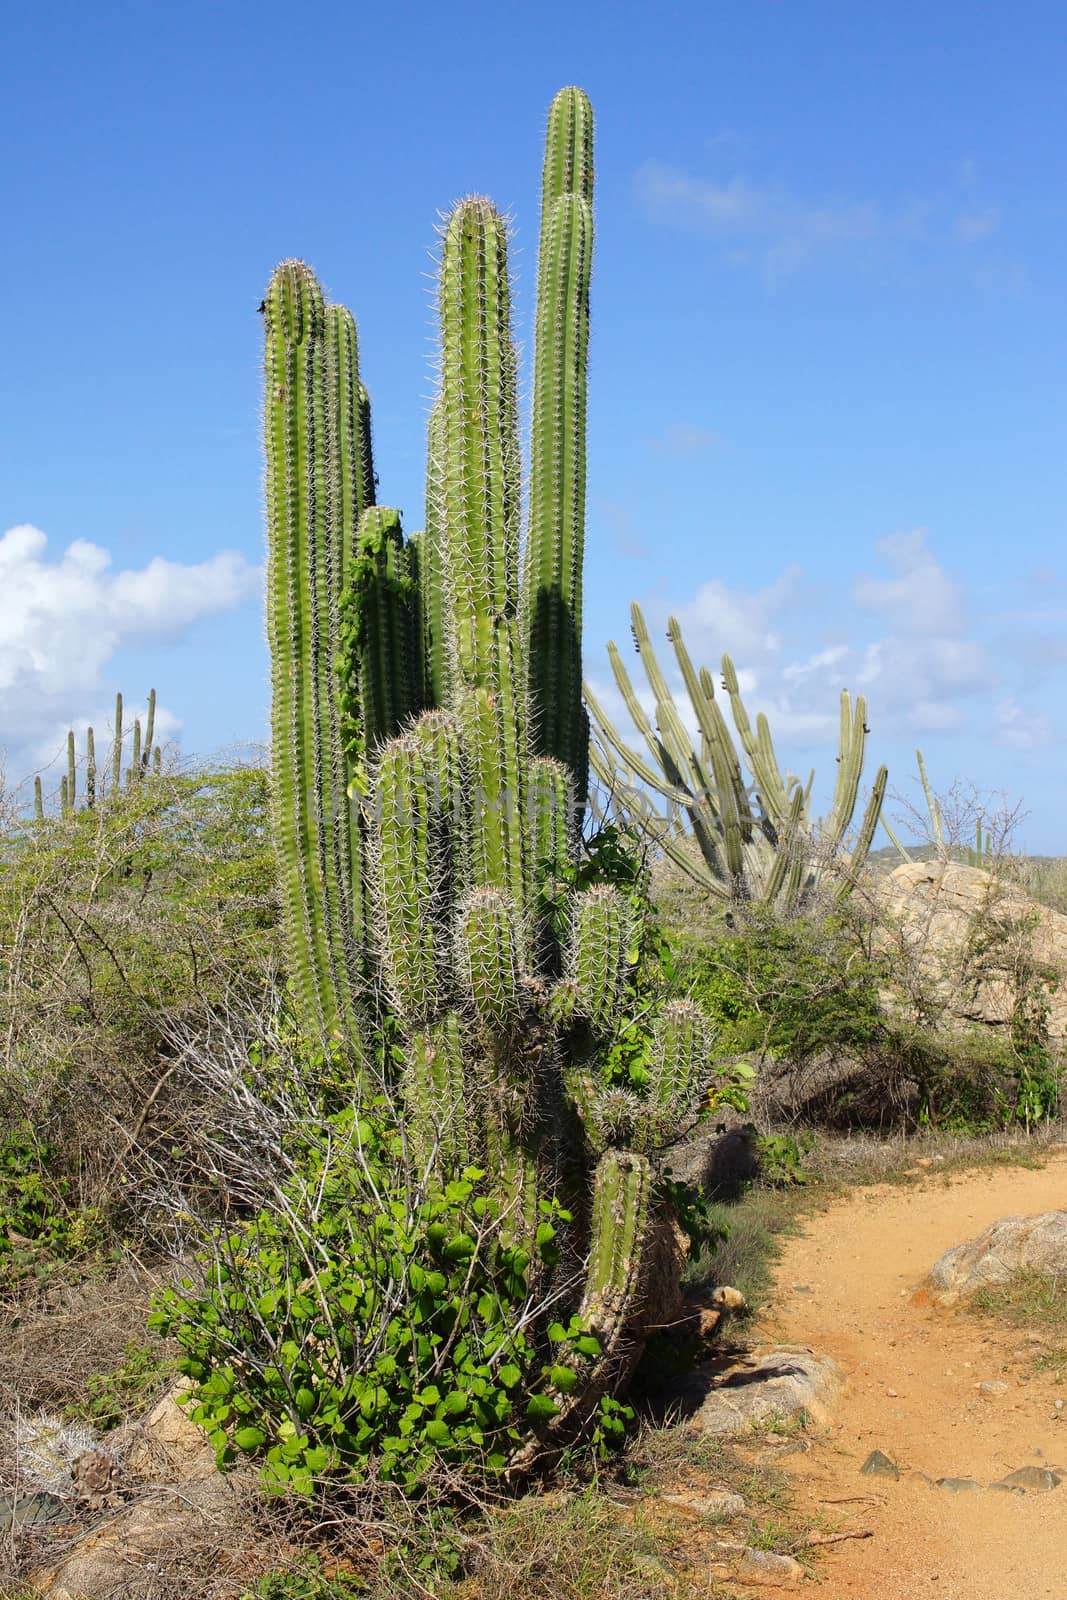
[262,89,727,1454]
[586,604,887,913]
[37,689,161,816]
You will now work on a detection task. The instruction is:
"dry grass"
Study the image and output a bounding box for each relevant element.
[968,1268,1067,1383]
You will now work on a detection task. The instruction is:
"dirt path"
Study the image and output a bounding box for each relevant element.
[766,1155,1067,1599]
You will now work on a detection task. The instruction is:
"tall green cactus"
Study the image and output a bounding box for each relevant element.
[263,89,729,1459]
[586,604,886,912]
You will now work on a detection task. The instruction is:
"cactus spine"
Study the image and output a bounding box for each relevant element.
[586,604,887,912]
[263,90,726,1460]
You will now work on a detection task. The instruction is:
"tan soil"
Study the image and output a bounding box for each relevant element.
[766,1154,1067,1600]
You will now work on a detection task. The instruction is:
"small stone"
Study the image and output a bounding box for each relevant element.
[936,1477,982,1493]
[978,1381,1009,1398]
[995,1466,1061,1492]
[886,1388,899,1397]
[792,1283,814,1293]
[735,1548,805,1587]
[662,1489,746,1519]
[860,1449,900,1479]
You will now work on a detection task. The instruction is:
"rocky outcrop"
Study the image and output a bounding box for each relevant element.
[930,1210,1067,1298]
[660,1343,841,1436]
[26,1382,249,1600]
[876,861,1067,1043]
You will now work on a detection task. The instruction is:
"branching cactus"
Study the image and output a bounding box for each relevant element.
[262,89,730,1459]
[586,604,887,913]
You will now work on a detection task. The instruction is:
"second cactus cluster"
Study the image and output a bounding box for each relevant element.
[263,90,727,1444]
[587,604,887,914]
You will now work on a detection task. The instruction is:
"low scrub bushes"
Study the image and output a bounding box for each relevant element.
[670,902,1061,1134]
[152,1100,625,1497]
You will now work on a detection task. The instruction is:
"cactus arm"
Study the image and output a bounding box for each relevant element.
[540,84,594,214]
[373,733,448,1026]
[33,775,43,820]
[357,382,376,510]
[524,89,594,783]
[66,732,76,811]
[420,399,450,706]
[839,763,888,895]
[820,691,867,858]
[264,260,365,1043]
[567,885,633,1028]
[579,1149,652,1342]
[439,199,521,684]
[339,505,423,786]
[720,655,790,822]
[141,689,156,777]
[524,188,594,783]
[405,1012,483,1174]
[111,692,123,794]
[584,673,692,805]
[916,748,944,853]
[439,201,528,911]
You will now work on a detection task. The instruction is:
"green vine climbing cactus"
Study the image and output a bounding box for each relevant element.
[260,88,734,1470]
[585,604,886,912]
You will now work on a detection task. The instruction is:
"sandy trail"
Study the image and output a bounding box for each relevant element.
[765,1154,1067,1600]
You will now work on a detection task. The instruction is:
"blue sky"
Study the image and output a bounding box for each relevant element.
[2,1,1065,847]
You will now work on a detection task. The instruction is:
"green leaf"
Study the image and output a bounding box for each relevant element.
[497,1364,521,1389]
[548,1364,577,1393]
[526,1394,560,1423]
[233,1425,266,1452]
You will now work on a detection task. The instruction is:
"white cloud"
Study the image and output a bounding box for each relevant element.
[955,208,1000,244]
[634,159,885,275]
[636,154,1009,278]
[853,528,964,635]
[646,423,720,456]
[992,698,1056,751]
[670,566,803,664]
[594,529,1058,772]
[0,524,261,779]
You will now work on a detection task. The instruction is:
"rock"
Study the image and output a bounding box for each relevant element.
[702,1125,762,1200]
[936,1477,982,1493]
[0,1494,68,1533]
[877,861,1067,1045]
[994,1466,1061,1492]
[665,1345,841,1437]
[662,1489,746,1518]
[930,1212,1067,1297]
[734,1548,805,1587]
[860,1448,900,1479]
[121,1378,214,1482]
[26,1473,241,1600]
[978,1381,1010,1398]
